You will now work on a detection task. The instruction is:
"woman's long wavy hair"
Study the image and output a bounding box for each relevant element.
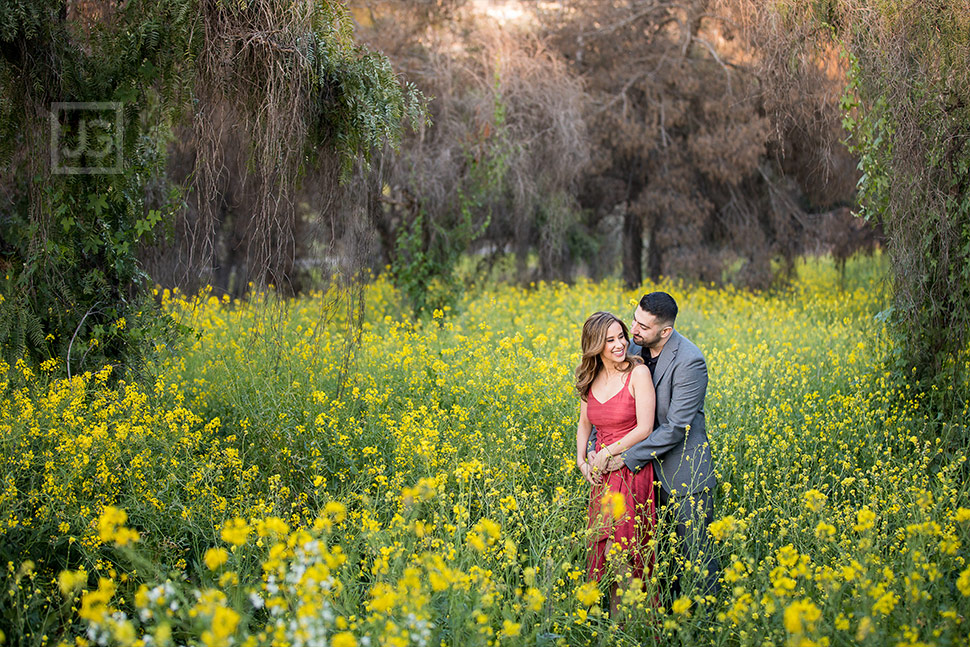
[575,311,642,401]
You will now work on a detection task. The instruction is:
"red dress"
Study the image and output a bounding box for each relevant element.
[586,371,656,582]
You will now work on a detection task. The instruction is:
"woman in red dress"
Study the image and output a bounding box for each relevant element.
[575,311,657,611]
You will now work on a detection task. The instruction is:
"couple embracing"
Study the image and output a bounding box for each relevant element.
[574,292,718,613]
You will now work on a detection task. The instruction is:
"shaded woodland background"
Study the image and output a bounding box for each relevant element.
[3,0,968,407]
[142,0,877,300]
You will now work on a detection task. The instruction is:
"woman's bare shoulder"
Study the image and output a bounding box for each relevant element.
[630,364,654,391]
[631,364,651,378]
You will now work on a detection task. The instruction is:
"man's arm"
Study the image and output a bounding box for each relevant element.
[620,354,707,473]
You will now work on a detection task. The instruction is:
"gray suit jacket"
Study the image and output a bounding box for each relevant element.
[596,329,715,496]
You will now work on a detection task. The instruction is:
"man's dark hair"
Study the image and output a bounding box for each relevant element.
[639,292,678,326]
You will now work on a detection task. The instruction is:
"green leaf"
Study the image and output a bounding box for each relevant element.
[87,194,108,217]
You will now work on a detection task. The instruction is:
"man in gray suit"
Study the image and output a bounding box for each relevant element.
[590,291,719,598]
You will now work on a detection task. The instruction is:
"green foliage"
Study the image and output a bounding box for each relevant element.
[0,0,427,372]
[312,45,427,179]
[204,0,426,180]
[391,201,489,317]
[840,53,891,221]
[0,0,195,373]
[390,82,509,316]
[835,4,970,408]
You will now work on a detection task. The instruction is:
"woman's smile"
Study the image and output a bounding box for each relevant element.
[599,321,629,365]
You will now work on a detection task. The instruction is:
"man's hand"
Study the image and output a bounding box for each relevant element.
[592,449,624,473]
[603,454,624,473]
[587,449,624,481]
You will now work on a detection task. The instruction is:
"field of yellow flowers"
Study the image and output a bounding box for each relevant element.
[2,254,969,647]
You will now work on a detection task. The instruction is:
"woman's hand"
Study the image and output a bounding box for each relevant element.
[591,447,612,474]
[577,460,598,486]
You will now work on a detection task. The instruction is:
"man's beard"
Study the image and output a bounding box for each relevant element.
[633,333,659,349]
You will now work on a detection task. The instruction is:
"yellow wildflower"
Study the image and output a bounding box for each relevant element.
[783,599,821,634]
[776,545,799,569]
[112,620,136,646]
[814,522,835,540]
[524,587,545,612]
[204,548,230,571]
[332,633,356,647]
[202,606,240,647]
[79,578,116,622]
[576,582,601,607]
[853,507,876,532]
[58,569,87,596]
[872,590,898,615]
[802,489,826,513]
[672,596,692,615]
[220,518,251,546]
[467,532,487,553]
[324,501,347,523]
[155,624,172,645]
[709,516,741,541]
[97,506,139,546]
[478,518,501,539]
[256,517,290,538]
[855,616,873,641]
[500,619,522,638]
[957,567,970,596]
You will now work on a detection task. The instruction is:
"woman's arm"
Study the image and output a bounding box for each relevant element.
[576,400,597,485]
[591,366,656,471]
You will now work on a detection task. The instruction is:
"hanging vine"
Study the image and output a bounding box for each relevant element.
[0,0,425,374]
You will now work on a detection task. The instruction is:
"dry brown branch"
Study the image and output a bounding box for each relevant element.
[350,5,591,281]
[580,1,689,38]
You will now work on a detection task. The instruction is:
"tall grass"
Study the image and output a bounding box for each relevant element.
[2,253,969,646]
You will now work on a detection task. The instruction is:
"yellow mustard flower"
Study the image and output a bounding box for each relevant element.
[204,548,230,571]
[220,518,251,546]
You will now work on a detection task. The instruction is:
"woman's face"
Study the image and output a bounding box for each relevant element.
[598,320,629,366]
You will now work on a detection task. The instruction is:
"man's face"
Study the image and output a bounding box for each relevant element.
[631,306,671,349]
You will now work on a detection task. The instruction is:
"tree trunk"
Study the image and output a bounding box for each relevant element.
[646,221,662,282]
[622,207,642,288]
